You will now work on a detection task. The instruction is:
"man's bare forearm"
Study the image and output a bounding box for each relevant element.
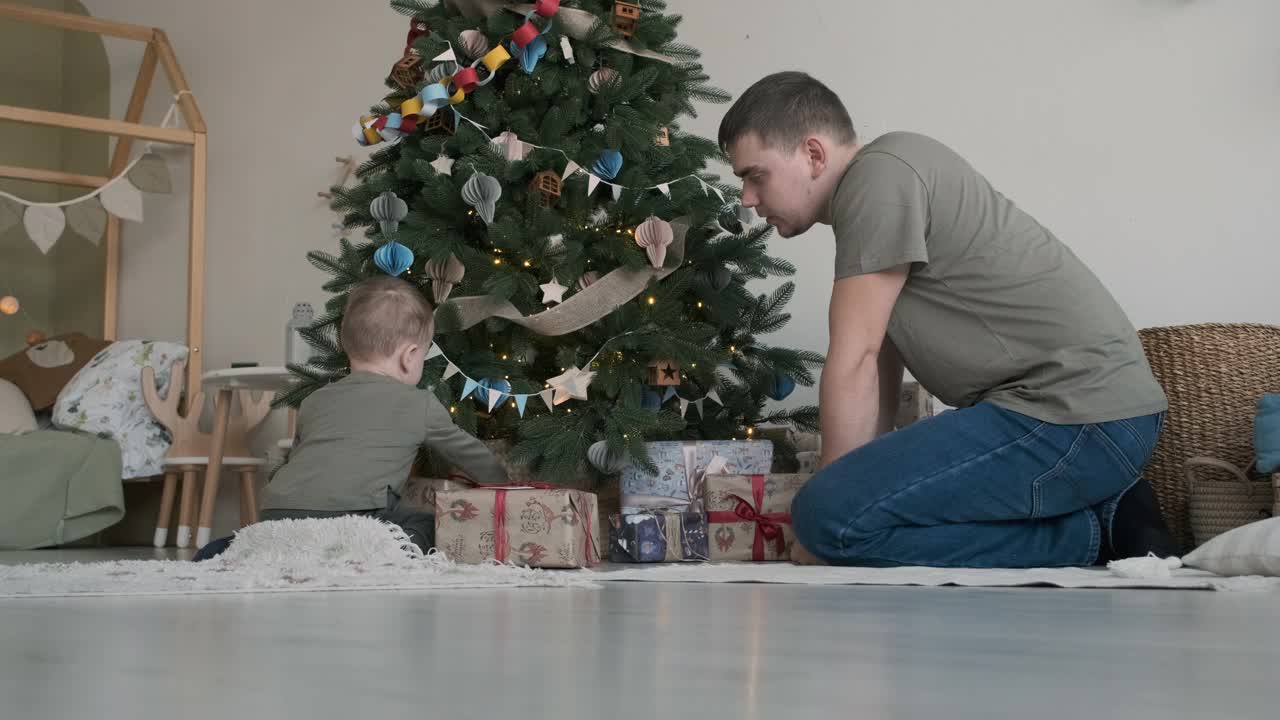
[819,353,881,468]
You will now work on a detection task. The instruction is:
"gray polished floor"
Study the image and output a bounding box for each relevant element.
[0,552,1274,719]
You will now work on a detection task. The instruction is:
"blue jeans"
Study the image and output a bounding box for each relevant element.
[790,402,1164,568]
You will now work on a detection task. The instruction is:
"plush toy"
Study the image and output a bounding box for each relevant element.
[0,332,111,411]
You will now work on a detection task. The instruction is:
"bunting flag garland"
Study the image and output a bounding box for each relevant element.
[428,330,642,416]
[0,100,180,255]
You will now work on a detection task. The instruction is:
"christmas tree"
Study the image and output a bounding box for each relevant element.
[285,0,823,481]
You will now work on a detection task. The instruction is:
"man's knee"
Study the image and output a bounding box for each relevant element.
[790,469,848,557]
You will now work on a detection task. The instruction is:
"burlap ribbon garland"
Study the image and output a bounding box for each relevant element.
[436,219,688,336]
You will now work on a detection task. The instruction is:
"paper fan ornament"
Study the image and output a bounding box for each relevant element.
[459,30,490,59]
[462,173,502,224]
[634,216,673,268]
[425,254,466,303]
[370,191,409,235]
[374,241,414,277]
[588,67,619,94]
[592,150,623,180]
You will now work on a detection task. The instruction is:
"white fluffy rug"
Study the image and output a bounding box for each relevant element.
[594,561,1280,592]
[0,516,596,599]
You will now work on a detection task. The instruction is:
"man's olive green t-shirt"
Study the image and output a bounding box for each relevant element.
[831,131,1166,424]
[260,371,508,513]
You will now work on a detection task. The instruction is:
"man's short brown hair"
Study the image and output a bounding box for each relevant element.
[339,276,434,362]
[718,71,857,153]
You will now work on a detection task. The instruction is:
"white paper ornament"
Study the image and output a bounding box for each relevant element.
[459,30,490,59]
[587,440,628,474]
[539,279,568,305]
[23,205,65,254]
[65,199,107,246]
[634,216,674,268]
[462,173,502,224]
[560,36,575,65]
[588,67,620,94]
[100,178,144,222]
[430,155,455,176]
[491,131,527,161]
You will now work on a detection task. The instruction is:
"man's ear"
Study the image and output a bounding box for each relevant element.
[804,136,829,179]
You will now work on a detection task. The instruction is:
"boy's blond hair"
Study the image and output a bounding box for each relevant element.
[339,276,434,362]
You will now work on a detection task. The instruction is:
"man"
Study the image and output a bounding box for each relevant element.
[718,72,1178,567]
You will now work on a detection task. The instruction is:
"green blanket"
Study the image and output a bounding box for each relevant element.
[0,430,125,549]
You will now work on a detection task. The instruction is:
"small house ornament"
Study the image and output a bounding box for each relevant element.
[648,358,681,386]
[423,110,455,135]
[612,1,640,38]
[390,54,424,91]
[529,170,562,208]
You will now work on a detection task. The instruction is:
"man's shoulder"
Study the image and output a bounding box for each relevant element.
[860,131,958,167]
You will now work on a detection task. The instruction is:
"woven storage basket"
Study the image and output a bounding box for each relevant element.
[1183,457,1274,546]
[1138,323,1280,550]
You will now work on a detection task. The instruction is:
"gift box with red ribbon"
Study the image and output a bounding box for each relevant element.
[434,484,601,568]
[704,474,809,562]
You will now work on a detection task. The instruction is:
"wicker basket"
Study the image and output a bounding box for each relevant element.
[1183,457,1274,546]
[1138,323,1280,549]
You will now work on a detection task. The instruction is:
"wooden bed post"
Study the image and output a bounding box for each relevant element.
[0,3,206,392]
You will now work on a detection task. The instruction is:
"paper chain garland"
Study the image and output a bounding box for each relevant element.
[427,329,724,417]
[355,1,560,146]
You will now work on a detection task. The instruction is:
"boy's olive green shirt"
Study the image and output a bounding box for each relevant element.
[831,131,1167,424]
[261,371,507,513]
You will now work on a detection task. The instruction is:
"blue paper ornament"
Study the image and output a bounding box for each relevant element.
[766,374,796,402]
[511,35,547,73]
[473,378,512,404]
[373,241,414,277]
[640,386,663,412]
[592,150,623,180]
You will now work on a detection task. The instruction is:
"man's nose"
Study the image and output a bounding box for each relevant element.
[740,188,759,209]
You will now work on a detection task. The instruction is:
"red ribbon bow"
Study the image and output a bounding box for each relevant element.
[706,475,791,561]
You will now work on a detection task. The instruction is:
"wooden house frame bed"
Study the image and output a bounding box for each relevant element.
[0,3,206,391]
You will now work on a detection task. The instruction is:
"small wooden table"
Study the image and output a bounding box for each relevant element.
[194,367,299,549]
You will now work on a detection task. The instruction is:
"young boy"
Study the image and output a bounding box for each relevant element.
[194,276,507,559]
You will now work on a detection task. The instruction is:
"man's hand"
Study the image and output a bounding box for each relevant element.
[819,265,910,467]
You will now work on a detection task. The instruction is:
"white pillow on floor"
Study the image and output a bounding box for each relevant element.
[1183,517,1280,577]
[0,379,37,434]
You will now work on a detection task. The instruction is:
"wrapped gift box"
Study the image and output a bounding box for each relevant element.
[620,440,773,512]
[896,381,936,429]
[607,510,709,563]
[705,473,809,562]
[400,476,474,512]
[435,486,600,568]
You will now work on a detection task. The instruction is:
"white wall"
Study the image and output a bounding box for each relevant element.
[85,0,1280,413]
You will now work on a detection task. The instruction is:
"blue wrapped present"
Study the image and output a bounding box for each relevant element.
[608,510,709,563]
[619,440,774,512]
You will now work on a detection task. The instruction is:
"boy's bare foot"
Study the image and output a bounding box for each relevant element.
[790,542,827,566]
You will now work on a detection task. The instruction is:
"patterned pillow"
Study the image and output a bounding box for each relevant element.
[52,340,188,479]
